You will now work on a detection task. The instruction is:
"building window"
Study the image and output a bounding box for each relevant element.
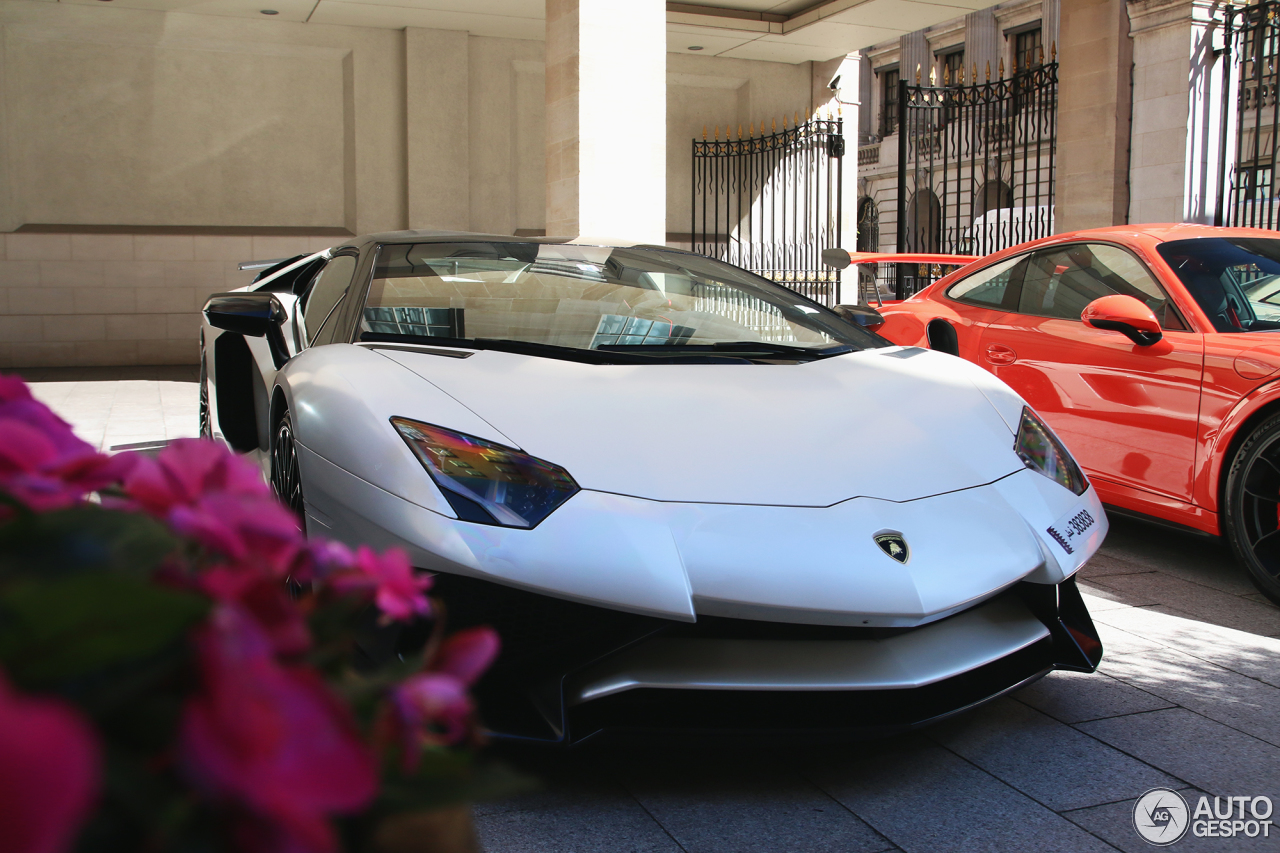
[941,49,965,85]
[881,67,900,136]
[1014,27,1042,70]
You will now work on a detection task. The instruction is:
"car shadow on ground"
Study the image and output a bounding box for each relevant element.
[478,516,1280,853]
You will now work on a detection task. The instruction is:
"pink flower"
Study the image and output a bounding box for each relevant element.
[178,606,377,853]
[388,627,499,765]
[124,438,270,515]
[169,493,305,572]
[330,547,431,622]
[0,375,133,511]
[0,670,100,853]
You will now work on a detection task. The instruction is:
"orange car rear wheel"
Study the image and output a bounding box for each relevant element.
[1224,412,1280,605]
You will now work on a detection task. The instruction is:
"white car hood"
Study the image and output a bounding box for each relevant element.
[377,345,1022,506]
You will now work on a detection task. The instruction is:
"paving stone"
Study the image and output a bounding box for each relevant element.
[1062,788,1275,853]
[1015,669,1174,724]
[1101,648,1280,749]
[1087,574,1280,637]
[1094,621,1164,656]
[618,749,891,853]
[1080,583,1153,610]
[1080,551,1153,578]
[1094,607,1280,689]
[1098,517,1244,594]
[1079,708,1280,797]
[930,697,1177,811]
[806,738,1117,853]
[474,792,684,853]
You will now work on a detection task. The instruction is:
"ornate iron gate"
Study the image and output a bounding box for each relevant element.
[896,58,1058,296]
[691,117,844,306]
[1217,1,1280,229]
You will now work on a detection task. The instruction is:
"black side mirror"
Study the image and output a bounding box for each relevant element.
[832,303,885,327]
[204,292,290,368]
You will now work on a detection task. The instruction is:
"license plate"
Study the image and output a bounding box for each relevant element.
[1046,506,1097,555]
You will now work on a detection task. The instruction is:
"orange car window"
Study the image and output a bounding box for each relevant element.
[1018,243,1172,326]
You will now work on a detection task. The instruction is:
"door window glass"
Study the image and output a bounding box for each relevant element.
[945,254,1024,308]
[1017,243,1175,327]
[301,255,357,345]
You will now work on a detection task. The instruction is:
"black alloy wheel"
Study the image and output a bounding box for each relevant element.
[198,345,212,439]
[271,411,305,519]
[1224,413,1280,605]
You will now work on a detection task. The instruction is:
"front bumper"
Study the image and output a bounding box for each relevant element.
[430,572,1102,744]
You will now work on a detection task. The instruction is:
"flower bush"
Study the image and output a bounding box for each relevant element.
[0,374,507,853]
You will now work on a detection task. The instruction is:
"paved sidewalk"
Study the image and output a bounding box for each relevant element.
[17,370,1280,852]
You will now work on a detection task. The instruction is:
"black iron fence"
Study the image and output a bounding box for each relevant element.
[692,117,844,306]
[1218,1,1280,229]
[895,58,1057,296]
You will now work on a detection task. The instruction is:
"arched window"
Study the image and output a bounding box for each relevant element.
[973,180,1013,219]
[907,189,941,253]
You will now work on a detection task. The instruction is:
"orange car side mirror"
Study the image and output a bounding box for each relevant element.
[1081,295,1163,346]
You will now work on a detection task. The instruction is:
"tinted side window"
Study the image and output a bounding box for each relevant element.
[945,254,1024,309]
[301,255,357,345]
[1017,243,1174,326]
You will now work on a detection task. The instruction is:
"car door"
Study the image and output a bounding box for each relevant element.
[933,252,1028,363]
[295,252,359,351]
[977,241,1204,503]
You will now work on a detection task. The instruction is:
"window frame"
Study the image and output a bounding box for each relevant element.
[943,251,1030,312]
[298,249,361,348]
[880,66,901,137]
[1011,241,1189,331]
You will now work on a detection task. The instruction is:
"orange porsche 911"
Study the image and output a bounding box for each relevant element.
[839,224,1280,603]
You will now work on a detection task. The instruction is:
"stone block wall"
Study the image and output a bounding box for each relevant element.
[0,232,338,368]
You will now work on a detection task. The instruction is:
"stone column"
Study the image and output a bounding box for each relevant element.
[405,28,470,231]
[1056,0,1133,232]
[545,0,666,243]
[1127,0,1226,224]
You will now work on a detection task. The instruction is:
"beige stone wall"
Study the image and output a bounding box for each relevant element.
[0,0,817,367]
[0,232,340,367]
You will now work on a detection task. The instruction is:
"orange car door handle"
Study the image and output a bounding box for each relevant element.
[985,344,1017,365]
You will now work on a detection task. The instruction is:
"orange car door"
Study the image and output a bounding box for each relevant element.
[933,253,1027,364]
[978,242,1205,503]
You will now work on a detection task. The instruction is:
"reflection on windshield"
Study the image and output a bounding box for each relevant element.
[358,242,883,357]
[1157,238,1280,332]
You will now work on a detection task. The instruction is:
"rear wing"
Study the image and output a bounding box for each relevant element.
[821,249,981,269]
[821,249,980,308]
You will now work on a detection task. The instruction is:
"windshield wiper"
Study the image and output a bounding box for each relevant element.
[709,340,855,356]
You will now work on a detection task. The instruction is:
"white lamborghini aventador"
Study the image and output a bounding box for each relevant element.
[200,232,1106,742]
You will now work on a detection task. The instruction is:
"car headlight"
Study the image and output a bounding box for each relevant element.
[1014,407,1088,496]
[392,418,579,528]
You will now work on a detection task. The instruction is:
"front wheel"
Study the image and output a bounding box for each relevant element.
[198,345,212,439]
[270,410,305,519]
[1223,413,1280,604]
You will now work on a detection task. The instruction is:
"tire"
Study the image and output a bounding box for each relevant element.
[270,409,305,519]
[1223,412,1280,604]
[198,349,212,439]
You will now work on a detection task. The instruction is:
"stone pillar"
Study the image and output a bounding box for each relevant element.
[545,0,665,242]
[817,52,864,305]
[1056,0,1133,232]
[405,28,469,231]
[1127,0,1226,224]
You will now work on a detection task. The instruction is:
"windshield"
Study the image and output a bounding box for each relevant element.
[358,242,885,360]
[1157,238,1280,332]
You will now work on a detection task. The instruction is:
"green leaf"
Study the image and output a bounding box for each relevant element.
[0,504,179,581]
[0,573,208,684]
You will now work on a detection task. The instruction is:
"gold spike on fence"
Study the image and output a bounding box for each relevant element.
[998,58,1005,78]
[1051,41,1057,62]
[986,60,991,82]
[1011,55,1017,74]
[737,123,743,139]
[772,118,777,132]
[714,125,719,140]
[943,64,950,85]
[915,63,921,85]
[930,65,937,86]
[702,125,707,140]
[794,110,801,126]
[1038,45,1045,65]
